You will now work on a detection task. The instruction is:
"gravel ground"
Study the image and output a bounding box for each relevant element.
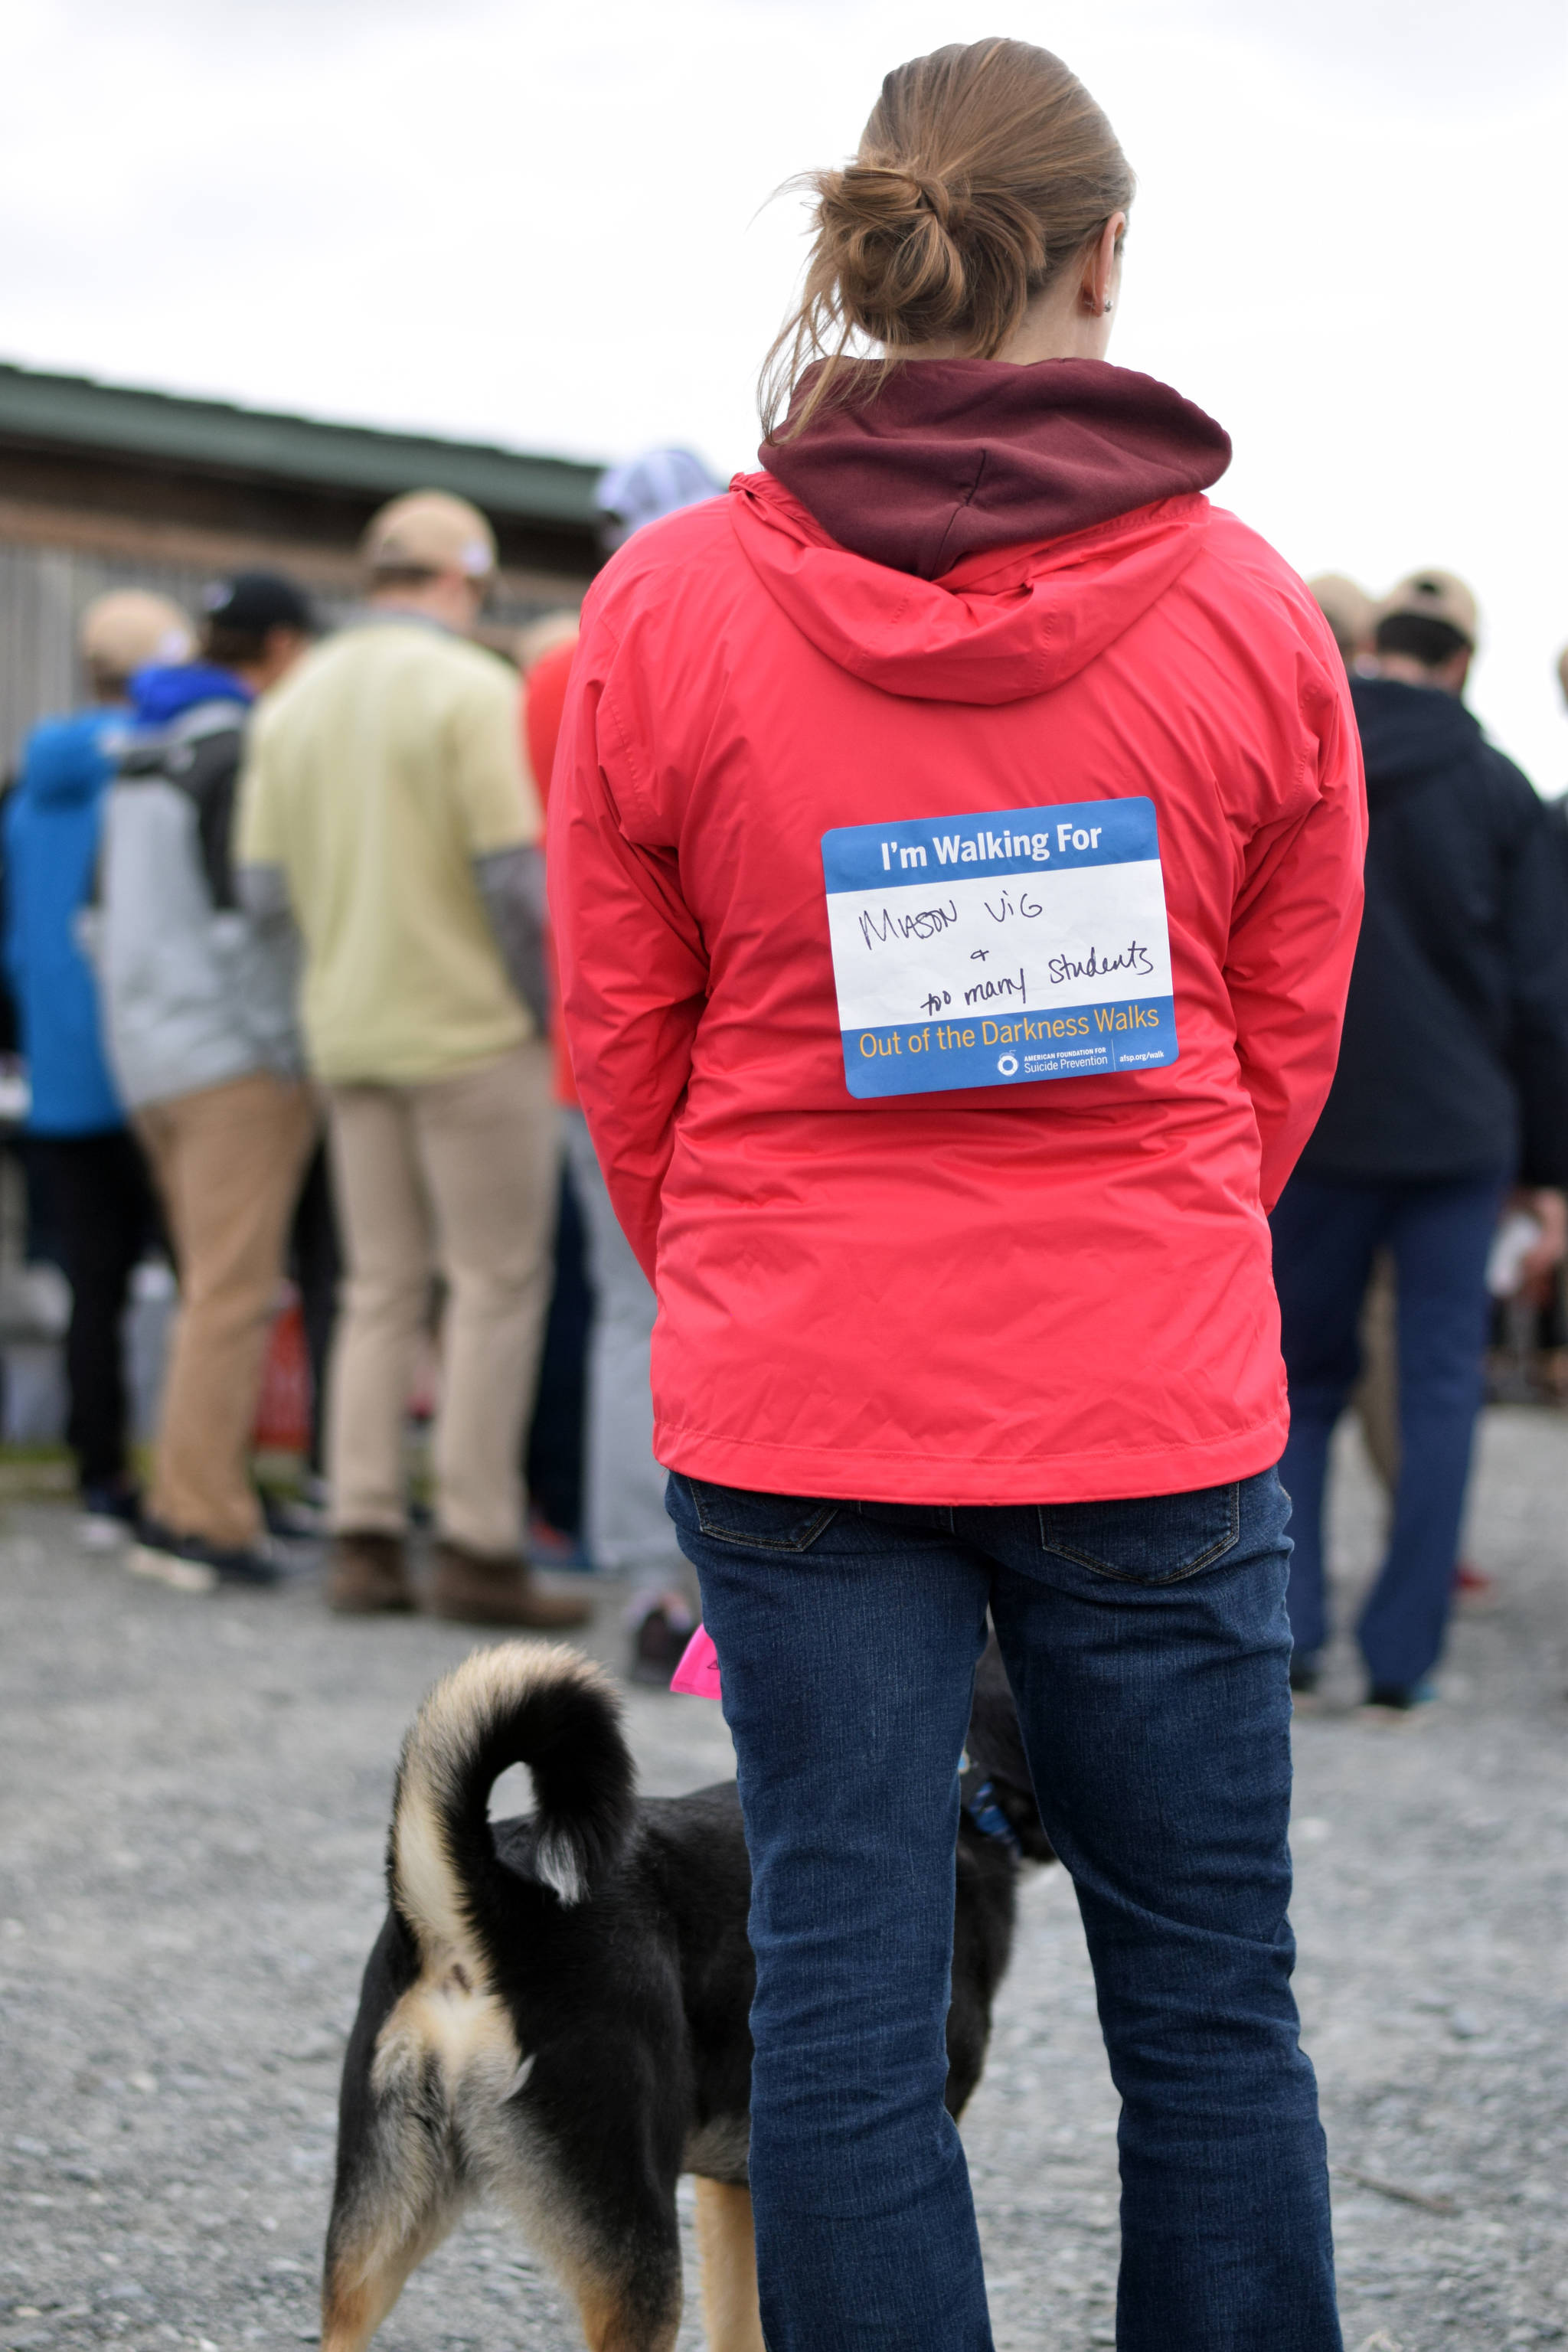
[2,1406,1565,2352]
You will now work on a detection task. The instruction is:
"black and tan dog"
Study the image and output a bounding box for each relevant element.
[323,1637,1052,2352]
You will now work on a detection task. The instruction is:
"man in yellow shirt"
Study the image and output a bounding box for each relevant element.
[237,490,590,1628]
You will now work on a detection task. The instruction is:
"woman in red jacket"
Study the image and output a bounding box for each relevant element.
[551,40,1361,2352]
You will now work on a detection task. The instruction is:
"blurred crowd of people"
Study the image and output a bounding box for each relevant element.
[1,480,1566,1713]
[1284,567,1568,1708]
[0,450,720,1680]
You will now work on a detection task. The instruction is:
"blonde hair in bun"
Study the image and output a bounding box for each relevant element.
[763,39,1133,439]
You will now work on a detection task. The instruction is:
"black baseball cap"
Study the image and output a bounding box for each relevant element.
[200,570,315,635]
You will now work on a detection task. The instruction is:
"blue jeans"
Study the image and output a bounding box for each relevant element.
[1271,1171,1504,1689]
[668,1469,1340,2352]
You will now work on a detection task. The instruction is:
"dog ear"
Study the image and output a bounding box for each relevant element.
[969,1636,1057,1864]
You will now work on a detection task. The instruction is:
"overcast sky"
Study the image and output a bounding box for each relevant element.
[2,0,1565,780]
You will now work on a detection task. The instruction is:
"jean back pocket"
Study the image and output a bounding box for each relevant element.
[679,1477,840,1553]
[1038,1481,1241,1585]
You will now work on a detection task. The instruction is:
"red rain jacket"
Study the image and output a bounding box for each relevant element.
[524,636,582,1110]
[550,361,1364,1504]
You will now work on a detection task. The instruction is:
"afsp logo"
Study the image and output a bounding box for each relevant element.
[996,1054,1019,1076]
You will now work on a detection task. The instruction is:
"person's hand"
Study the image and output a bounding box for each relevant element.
[1519,1188,1567,1287]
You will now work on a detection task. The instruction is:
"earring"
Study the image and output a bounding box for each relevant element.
[1102,297,1114,314]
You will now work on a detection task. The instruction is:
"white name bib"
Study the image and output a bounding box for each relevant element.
[820,796,1178,1099]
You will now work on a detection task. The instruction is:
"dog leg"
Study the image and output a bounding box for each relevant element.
[566,2272,681,2352]
[693,2178,764,2352]
[321,2203,458,2352]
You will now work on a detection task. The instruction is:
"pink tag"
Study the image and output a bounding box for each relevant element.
[670,1623,722,1700]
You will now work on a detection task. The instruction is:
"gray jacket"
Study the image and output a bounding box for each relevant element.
[94,694,302,1112]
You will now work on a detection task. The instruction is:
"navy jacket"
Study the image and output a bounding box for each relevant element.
[1298,678,1568,1186]
[2,707,127,1135]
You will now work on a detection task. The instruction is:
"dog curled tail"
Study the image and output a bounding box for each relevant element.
[390,1642,636,1973]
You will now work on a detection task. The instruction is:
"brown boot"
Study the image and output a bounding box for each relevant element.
[327,1530,416,1615]
[429,1537,593,1628]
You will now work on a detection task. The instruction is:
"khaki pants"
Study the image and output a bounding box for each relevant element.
[137,1073,319,1549]
[325,1043,558,1557]
[1354,1251,1400,1490]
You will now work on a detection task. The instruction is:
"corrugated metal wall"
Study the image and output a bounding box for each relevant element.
[0,537,556,771]
[0,541,356,772]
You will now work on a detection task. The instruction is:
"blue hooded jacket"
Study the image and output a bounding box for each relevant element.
[2,707,129,1134]
[127,662,251,731]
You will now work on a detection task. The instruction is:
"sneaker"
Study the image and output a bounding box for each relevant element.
[1363,1677,1439,1720]
[526,1511,592,1570]
[78,1481,142,1553]
[129,1520,285,1595]
[326,1530,416,1615]
[263,1483,331,1542]
[428,1538,593,1629]
[628,1594,698,1686]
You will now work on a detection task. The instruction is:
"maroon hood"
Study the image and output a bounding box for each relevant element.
[761,356,1230,581]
